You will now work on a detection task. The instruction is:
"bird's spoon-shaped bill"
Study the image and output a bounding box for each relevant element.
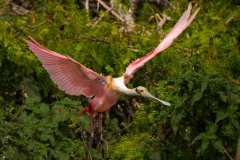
[145,92,171,106]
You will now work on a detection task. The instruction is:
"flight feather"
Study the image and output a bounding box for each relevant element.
[25,36,107,97]
[124,3,200,83]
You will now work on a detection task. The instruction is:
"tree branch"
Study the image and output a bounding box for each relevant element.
[14,20,47,37]
[97,0,125,22]
[72,20,110,44]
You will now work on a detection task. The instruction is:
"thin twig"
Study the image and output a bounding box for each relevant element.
[11,106,24,121]
[14,20,47,37]
[14,25,26,37]
[26,20,47,28]
[97,0,125,22]
[92,8,112,29]
[0,1,10,9]
[223,147,234,160]
[146,1,159,31]
[225,16,233,25]
[72,20,110,44]
[10,3,31,15]
[100,136,109,150]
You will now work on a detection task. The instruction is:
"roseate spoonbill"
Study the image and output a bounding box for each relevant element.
[26,3,199,147]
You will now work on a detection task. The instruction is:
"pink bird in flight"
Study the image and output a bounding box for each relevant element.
[26,3,199,147]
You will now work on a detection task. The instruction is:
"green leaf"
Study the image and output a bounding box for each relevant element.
[171,107,184,129]
[178,57,189,65]
[227,105,238,113]
[231,119,239,130]
[11,81,22,90]
[35,103,50,118]
[41,148,48,159]
[52,110,69,124]
[206,124,218,134]
[215,111,229,124]
[91,149,104,160]
[26,140,35,150]
[217,91,227,103]
[51,103,64,111]
[39,132,54,146]
[149,152,161,160]
[24,127,35,138]
[201,80,208,92]
[59,152,70,160]
[212,140,224,153]
[200,138,209,154]
[79,114,90,133]
[206,134,217,140]
[188,81,193,91]
[49,148,58,157]
[172,125,179,135]
[173,99,184,108]
[0,15,14,22]
[191,90,202,105]
[179,127,191,141]
[191,133,204,145]
[25,97,41,104]
[18,111,27,123]
[105,65,115,74]
[224,125,235,137]
[23,77,41,98]
[158,110,167,124]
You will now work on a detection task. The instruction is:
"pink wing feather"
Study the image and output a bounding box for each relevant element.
[125,3,200,83]
[26,36,107,97]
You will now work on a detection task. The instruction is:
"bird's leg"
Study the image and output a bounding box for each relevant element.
[95,112,102,149]
[89,112,94,150]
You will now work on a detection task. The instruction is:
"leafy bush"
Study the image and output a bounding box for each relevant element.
[168,70,240,158]
[0,0,239,159]
[0,97,94,159]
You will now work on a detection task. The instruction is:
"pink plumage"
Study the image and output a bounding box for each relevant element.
[26,36,107,97]
[26,3,200,148]
[124,3,200,83]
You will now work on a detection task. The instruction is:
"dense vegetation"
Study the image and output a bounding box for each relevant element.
[0,0,239,159]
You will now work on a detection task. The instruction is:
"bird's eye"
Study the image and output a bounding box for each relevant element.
[135,88,141,95]
[140,90,144,93]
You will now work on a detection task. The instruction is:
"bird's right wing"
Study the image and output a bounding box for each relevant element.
[124,3,200,83]
[26,36,107,97]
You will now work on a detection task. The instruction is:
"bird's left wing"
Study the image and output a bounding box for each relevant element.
[26,36,107,97]
[124,3,200,83]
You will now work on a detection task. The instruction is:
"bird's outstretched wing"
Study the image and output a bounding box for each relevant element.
[124,3,200,83]
[26,36,107,97]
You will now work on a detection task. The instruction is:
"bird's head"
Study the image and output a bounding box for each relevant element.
[135,86,171,106]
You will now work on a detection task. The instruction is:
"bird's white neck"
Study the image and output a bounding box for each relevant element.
[112,76,137,96]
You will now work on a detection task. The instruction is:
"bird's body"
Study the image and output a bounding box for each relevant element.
[26,3,199,148]
[81,76,121,113]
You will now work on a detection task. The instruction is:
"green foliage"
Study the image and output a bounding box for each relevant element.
[0,97,91,159]
[168,69,240,158]
[0,0,239,159]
